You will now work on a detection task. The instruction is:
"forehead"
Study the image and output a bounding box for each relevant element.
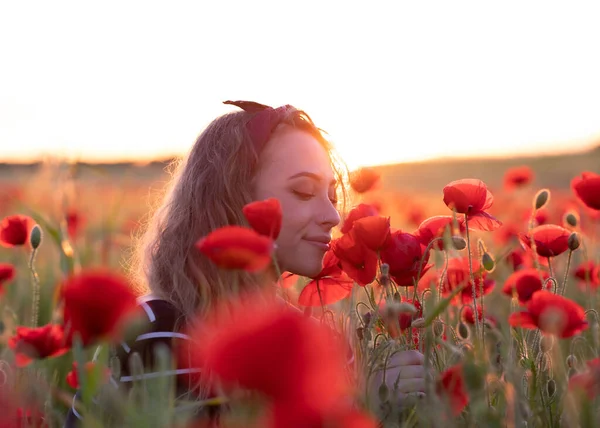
[258,126,335,181]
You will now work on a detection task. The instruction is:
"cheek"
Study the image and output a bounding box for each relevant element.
[277,200,312,242]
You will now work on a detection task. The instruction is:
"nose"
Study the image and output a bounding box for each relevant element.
[318,199,341,230]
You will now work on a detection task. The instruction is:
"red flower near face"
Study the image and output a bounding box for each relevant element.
[437,363,468,416]
[350,216,391,251]
[332,234,378,286]
[349,167,380,194]
[8,324,69,367]
[509,291,587,338]
[502,268,550,304]
[504,165,533,190]
[189,299,351,415]
[380,230,431,286]
[569,357,600,399]
[196,225,274,272]
[0,263,16,292]
[0,215,33,248]
[442,179,502,231]
[66,208,86,240]
[298,251,354,306]
[571,171,600,210]
[519,224,571,258]
[66,361,111,389]
[415,215,465,250]
[242,198,283,239]
[61,269,138,346]
[341,203,378,234]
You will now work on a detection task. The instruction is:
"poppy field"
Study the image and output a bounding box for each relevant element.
[1,157,600,427]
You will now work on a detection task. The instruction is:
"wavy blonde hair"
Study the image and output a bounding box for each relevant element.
[132,106,348,322]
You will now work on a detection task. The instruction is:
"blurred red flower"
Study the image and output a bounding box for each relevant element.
[298,250,354,306]
[442,179,502,231]
[61,269,138,346]
[8,324,69,367]
[504,248,526,271]
[440,258,494,304]
[242,198,282,239]
[519,224,571,258]
[437,363,468,416]
[508,291,587,338]
[66,208,86,240]
[269,401,376,428]
[196,226,274,272]
[349,167,380,194]
[503,165,534,190]
[66,361,111,389]
[569,357,600,399]
[0,215,34,248]
[332,234,378,286]
[0,263,16,292]
[380,230,431,286]
[341,204,378,234]
[350,215,390,251]
[415,215,465,250]
[571,171,600,210]
[189,299,351,417]
[502,268,550,304]
[573,261,599,287]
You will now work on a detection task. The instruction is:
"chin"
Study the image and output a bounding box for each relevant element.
[285,258,323,278]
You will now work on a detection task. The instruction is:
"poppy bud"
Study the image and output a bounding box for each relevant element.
[362,312,372,327]
[411,318,426,329]
[534,189,550,210]
[30,224,42,250]
[452,236,467,250]
[380,263,389,277]
[356,327,364,340]
[482,252,495,272]
[546,379,556,398]
[539,335,554,353]
[393,292,401,302]
[566,354,577,369]
[568,232,580,251]
[433,320,445,337]
[378,383,389,403]
[397,302,418,314]
[567,367,577,379]
[564,212,578,228]
[458,322,470,340]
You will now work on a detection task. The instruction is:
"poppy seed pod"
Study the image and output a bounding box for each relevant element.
[546,379,556,398]
[452,236,467,250]
[568,232,580,251]
[564,212,578,228]
[482,252,495,272]
[566,354,577,369]
[30,224,42,250]
[433,320,445,337]
[458,322,470,340]
[534,189,550,210]
[411,318,426,329]
[539,335,554,353]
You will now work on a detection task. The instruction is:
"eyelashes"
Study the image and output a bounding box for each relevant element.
[292,190,338,205]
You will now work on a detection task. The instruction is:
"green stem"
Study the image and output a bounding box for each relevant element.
[29,248,40,327]
[560,250,573,296]
[547,257,555,281]
[464,214,480,339]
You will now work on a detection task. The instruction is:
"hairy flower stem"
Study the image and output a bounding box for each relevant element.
[464,215,480,340]
[547,257,555,281]
[29,247,40,327]
[560,250,574,296]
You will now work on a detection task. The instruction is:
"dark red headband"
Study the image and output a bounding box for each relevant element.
[223,100,294,154]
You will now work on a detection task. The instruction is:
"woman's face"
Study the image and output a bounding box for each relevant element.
[252,126,341,278]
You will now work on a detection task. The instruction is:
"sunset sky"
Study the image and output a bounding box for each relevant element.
[1,1,600,170]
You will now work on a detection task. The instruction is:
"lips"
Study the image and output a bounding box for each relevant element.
[304,236,331,251]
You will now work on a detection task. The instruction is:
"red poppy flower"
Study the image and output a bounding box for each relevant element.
[380,230,431,286]
[504,165,533,190]
[298,251,354,306]
[439,258,493,304]
[509,291,587,338]
[0,215,33,248]
[280,272,300,289]
[442,179,502,231]
[523,207,550,226]
[415,215,465,250]
[0,263,16,292]
[502,268,550,304]
[341,203,378,234]
[269,401,377,428]
[437,363,468,416]
[573,261,598,283]
[349,167,380,194]
[196,225,274,272]
[350,216,390,251]
[571,171,600,210]
[406,204,426,226]
[332,234,378,286]
[242,198,283,239]
[519,224,571,258]
[569,357,600,399]
[66,208,86,240]
[66,361,111,389]
[504,248,526,271]
[61,269,138,346]
[189,299,351,414]
[8,324,69,367]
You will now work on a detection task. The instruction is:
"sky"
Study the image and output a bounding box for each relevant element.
[1,1,600,170]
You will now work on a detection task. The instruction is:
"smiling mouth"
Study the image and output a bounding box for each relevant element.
[303,239,330,251]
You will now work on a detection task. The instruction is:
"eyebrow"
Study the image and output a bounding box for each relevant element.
[288,171,337,186]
